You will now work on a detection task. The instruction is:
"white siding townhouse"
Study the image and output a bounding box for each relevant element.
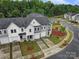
[64,13,76,21]
[0,13,52,44]
[72,14,79,23]
[64,13,79,23]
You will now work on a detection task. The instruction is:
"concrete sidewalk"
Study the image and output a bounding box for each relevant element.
[41,45,62,59]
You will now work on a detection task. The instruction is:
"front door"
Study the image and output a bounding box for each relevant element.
[20,35,23,39]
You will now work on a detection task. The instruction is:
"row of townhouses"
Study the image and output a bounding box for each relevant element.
[0,13,52,44]
[64,13,79,23]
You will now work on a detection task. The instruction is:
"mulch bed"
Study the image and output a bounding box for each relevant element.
[52,29,66,37]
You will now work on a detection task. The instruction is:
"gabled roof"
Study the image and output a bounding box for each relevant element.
[0,13,50,29]
[66,13,76,16]
[26,13,45,17]
[0,17,26,29]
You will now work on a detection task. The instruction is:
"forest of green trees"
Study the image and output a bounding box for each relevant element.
[0,0,79,18]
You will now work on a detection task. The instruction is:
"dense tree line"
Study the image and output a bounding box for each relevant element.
[0,0,79,18]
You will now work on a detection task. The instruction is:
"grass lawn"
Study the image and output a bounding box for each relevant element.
[19,41,41,56]
[49,36,61,44]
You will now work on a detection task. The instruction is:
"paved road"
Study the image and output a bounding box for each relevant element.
[47,20,79,59]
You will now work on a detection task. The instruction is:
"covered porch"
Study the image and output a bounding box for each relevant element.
[18,33,26,41]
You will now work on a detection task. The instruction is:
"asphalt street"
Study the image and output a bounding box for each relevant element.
[47,20,79,59]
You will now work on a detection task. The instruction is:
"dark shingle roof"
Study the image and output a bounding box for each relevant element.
[0,17,26,29]
[0,13,50,29]
[26,13,44,17]
[67,13,76,16]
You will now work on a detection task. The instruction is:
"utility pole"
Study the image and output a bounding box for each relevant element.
[10,43,12,59]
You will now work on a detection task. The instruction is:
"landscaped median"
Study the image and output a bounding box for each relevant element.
[48,28,73,47]
[49,21,67,44]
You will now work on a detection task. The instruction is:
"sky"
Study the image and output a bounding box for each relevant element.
[44,0,79,5]
[13,0,79,5]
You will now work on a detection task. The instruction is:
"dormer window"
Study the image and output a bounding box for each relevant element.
[11,29,16,33]
[41,27,43,29]
[14,29,16,33]
[38,28,39,31]
[0,31,2,34]
[11,30,13,33]
[44,27,45,29]
[33,21,35,24]
[21,28,24,32]
[29,29,31,32]
[4,30,6,34]
[34,28,36,31]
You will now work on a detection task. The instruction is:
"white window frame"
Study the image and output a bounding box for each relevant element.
[11,29,17,33]
[0,30,2,34]
[4,30,7,34]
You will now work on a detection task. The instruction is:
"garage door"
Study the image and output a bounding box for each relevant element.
[41,31,46,37]
[34,33,40,39]
[0,37,9,44]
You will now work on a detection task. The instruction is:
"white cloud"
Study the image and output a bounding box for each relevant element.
[74,0,79,5]
[49,0,79,5]
[49,0,70,4]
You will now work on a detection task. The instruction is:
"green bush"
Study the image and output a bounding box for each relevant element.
[60,26,65,32]
[49,36,61,44]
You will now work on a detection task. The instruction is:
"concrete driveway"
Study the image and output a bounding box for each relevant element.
[36,39,48,50]
[42,38,54,47]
